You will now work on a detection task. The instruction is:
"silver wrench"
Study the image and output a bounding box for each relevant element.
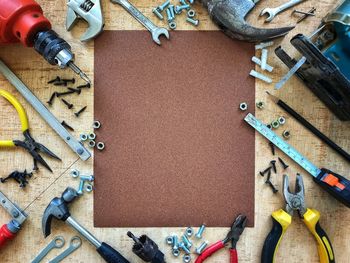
[48,236,82,263]
[261,0,306,22]
[110,0,169,45]
[32,236,65,263]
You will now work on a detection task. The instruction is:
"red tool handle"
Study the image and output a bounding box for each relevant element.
[0,224,16,248]
[195,241,225,263]
[230,248,238,263]
[0,0,51,46]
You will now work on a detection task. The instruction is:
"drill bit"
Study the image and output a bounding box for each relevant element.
[67,61,91,84]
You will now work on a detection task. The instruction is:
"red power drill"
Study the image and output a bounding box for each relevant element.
[0,190,27,248]
[0,0,90,83]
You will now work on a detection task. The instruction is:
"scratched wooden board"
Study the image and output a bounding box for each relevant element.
[0,0,349,262]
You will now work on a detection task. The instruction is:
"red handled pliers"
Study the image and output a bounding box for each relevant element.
[195,214,247,263]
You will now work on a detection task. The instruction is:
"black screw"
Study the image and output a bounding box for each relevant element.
[61,121,74,131]
[74,106,87,117]
[269,142,275,155]
[267,181,278,194]
[61,78,75,84]
[77,83,91,89]
[278,157,289,170]
[61,99,73,109]
[270,160,277,173]
[265,169,272,183]
[47,92,57,105]
[53,80,68,86]
[68,87,82,95]
[259,166,272,177]
[47,76,61,84]
[56,90,75,97]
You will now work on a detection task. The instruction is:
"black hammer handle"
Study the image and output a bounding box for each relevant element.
[97,242,130,263]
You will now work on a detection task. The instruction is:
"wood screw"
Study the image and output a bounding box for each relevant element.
[61,99,73,109]
[74,106,87,117]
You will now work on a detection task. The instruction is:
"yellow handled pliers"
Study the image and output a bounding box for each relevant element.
[261,174,335,263]
[0,89,60,172]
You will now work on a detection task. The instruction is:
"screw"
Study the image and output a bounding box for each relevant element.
[265,169,272,183]
[186,17,199,26]
[80,175,94,182]
[158,0,170,11]
[77,83,91,89]
[61,78,75,84]
[53,80,68,86]
[182,235,192,248]
[61,121,74,131]
[61,99,73,109]
[47,76,61,84]
[270,160,277,174]
[172,236,179,250]
[259,166,272,177]
[153,7,163,19]
[74,106,87,117]
[77,179,85,195]
[179,242,191,254]
[249,70,272,83]
[195,241,208,254]
[56,90,75,97]
[175,4,190,14]
[195,224,206,239]
[269,142,275,155]
[278,157,289,170]
[68,87,82,95]
[47,92,57,105]
[267,181,278,193]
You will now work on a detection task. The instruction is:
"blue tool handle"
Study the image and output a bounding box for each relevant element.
[97,242,130,263]
[314,168,350,208]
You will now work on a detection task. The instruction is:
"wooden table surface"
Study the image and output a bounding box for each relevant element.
[0,0,349,262]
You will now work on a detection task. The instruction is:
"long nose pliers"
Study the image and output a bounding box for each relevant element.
[261,174,335,263]
[195,214,247,263]
[0,89,60,172]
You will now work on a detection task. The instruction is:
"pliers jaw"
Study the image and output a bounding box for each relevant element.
[283,174,307,217]
[223,214,247,248]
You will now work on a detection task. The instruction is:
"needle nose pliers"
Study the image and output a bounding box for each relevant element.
[261,174,335,263]
[0,89,60,172]
[195,214,247,263]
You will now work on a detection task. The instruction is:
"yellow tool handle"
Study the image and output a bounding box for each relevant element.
[303,208,335,263]
[0,89,29,147]
[261,209,292,263]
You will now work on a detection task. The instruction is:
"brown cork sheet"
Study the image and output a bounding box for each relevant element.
[94,30,255,227]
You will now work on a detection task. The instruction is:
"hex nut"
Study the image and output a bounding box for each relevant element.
[80,133,88,141]
[92,120,101,129]
[88,133,96,140]
[97,142,105,151]
[239,102,248,111]
[278,116,286,125]
[271,120,280,129]
[183,254,191,263]
[88,140,96,148]
[187,9,195,18]
[282,130,291,139]
[256,101,264,109]
[70,169,80,178]
[172,249,180,257]
[85,183,93,192]
[266,124,272,129]
[169,21,177,30]
[185,227,193,237]
[166,236,173,245]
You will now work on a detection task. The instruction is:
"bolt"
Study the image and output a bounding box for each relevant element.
[61,98,73,109]
[56,90,75,97]
[186,17,199,26]
[195,241,208,254]
[61,121,74,131]
[77,83,91,89]
[278,157,289,170]
[195,224,206,239]
[179,0,187,5]
[74,106,87,117]
[61,78,75,84]
[252,56,274,72]
[179,242,191,254]
[168,5,175,18]
[269,142,275,155]
[249,70,272,83]
[77,179,85,195]
[172,235,179,250]
[166,8,174,22]
[255,41,274,50]
[267,181,278,194]
[188,0,194,4]
[153,7,163,19]
[80,175,94,182]
[158,0,170,11]
[270,160,277,174]
[175,4,190,14]
[182,235,192,248]
[68,87,81,95]
[47,76,61,84]
[47,92,57,105]
[259,166,272,177]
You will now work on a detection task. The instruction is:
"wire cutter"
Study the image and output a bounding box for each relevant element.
[195,214,247,263]
[0,89,60,172]
[261,174,335,263]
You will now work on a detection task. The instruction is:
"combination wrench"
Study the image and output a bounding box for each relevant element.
[110,0,169,45]
[49,236,82,263]
[32,236,65,263]
[261,0,306,22]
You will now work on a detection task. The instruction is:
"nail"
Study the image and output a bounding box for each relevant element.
[270,160,277,174]
[61,78,75,84]
[61,121,74,131]
[56,90,75,97]
[47,76,61,84]
[74,106,87,117]
[61,98,73,109]
[77,83,91,89]
[47,92,57,105]
[278,157,289,170]
[68,87,82,95]
[269,142,275,155]
[259,166,272,177]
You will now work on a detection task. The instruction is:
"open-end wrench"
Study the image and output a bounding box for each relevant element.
[49,236,82,263]
[32,236,65,263]
[110,0,169,45]
[261,0,306,22]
